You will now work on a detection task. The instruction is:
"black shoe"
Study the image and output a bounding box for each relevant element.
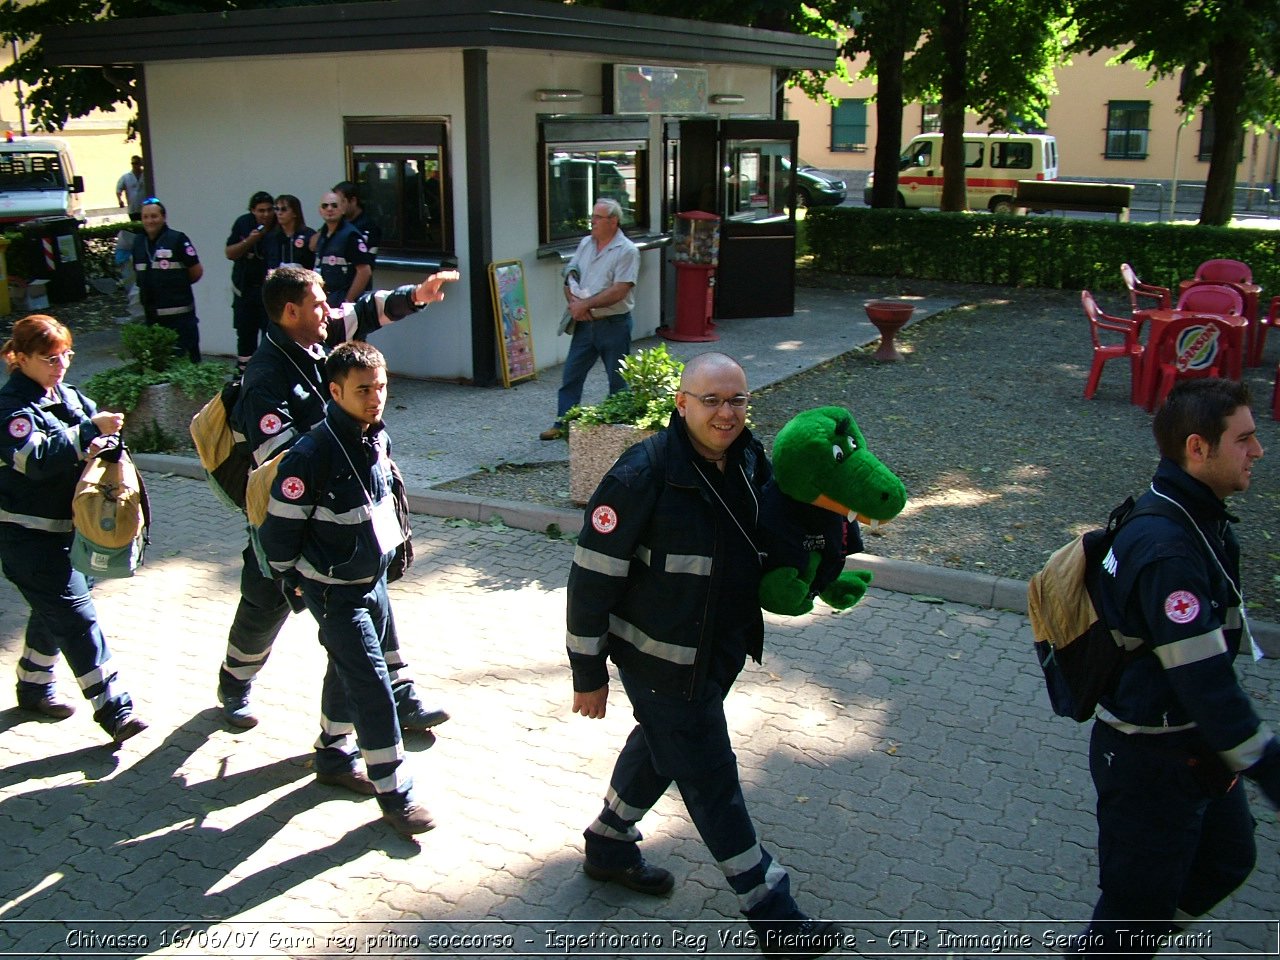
[583,858,675,897]
[315,769,376,796]
[399,705,450,733]
[17,689,76,720]
[382,804,435,837]
[218,689,258,729]
[757,919,843,960]
[110,713,149,748]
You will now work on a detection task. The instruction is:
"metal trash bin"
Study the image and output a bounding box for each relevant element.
[20,215,86,303]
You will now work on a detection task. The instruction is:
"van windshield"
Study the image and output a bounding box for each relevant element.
[0,152,67,191]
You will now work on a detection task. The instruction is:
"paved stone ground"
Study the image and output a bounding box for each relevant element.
[0,475,1277,959]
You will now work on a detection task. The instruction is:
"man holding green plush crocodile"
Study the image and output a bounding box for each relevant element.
[566,352,840,960]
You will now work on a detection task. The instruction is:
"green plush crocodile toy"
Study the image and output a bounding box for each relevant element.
[759,406,907,616]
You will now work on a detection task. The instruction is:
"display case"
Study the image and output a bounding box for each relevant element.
[672,209,720,265]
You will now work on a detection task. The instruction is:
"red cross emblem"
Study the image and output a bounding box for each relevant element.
[280,476,306,500]
[259,413,283,435]
[8,416,32,439]
[591,505,619,535]
[1164,590,1200,624]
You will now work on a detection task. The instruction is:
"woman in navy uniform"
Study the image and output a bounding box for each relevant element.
[265,194,316,272]
[132,198,204,363]
[0,315,147,747]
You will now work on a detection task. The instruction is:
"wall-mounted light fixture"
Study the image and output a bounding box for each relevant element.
[709,93,746,105]
[536,89,585,102]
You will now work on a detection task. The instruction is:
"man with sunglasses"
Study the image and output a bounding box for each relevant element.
[225,191,276,372]
[566,352,839,959]
[311,190,374,316]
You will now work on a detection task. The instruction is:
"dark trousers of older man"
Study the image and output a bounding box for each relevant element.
[583,667,805,930]
[1083,720,1257,956]
[555,312,632,424]
[300,576,414,813]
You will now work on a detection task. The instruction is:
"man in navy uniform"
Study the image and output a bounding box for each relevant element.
[311,190,373,314]
[224,190,275,372]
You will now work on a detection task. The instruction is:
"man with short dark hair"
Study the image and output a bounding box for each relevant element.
[540,198,638,440]
[258,339,433,837]
[1085,377,1275,954]
[334,179,381,273]
[225,190,276,372]
[567,352,838,959]
[216,263,459,750]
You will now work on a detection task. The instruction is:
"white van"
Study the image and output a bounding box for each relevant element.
[863,133,1058,213]
[0,136,84,225]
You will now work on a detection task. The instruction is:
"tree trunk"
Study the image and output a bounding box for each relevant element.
[938,0,969,212]
[870,46,907,207]
[1199,36,1248,226]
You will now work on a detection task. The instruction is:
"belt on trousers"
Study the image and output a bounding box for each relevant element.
[154,304,195,317]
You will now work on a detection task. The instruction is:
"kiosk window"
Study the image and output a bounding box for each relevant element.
[345,118,452,255]
[542,144,648,242]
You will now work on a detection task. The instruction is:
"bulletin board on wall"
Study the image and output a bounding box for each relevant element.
[488,259,537,388]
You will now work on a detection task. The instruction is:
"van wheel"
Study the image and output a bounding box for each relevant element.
[990,197,1018,215]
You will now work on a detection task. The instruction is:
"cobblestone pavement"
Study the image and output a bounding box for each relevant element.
[0,475,1277,959]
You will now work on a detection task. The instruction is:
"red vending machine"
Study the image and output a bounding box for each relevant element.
[663,210,720,342]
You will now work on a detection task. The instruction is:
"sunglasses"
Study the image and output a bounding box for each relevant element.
[320,202,340,209]
[273,205,290,212]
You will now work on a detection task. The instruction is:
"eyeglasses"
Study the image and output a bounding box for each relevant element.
[681,391,749,410]
[39,350,75,367]
[320,202,340,209]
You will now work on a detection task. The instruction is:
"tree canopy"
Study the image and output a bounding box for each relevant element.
[1070,0,1280,225]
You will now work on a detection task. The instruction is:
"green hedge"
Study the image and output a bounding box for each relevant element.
[2,219,135,281]
[805,207,1280,295]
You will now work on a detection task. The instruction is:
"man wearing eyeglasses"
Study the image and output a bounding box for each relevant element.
[225,191,276,373]
[566,352,839,959]
[311,191,374,316]
[539,197,638,441]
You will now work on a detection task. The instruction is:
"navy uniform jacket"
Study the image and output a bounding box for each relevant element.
[265,227,317,271]
[314,221,373,308]
[259,401,399,587]
[233,285,424,468]
[132,226,200,319]
[0,371,102,532]
[759,480,864,599]
[1097,457,1280,806]
[226,212,269,299]
[566,413,771,699]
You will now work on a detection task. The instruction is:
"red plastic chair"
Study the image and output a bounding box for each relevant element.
[1121,262,1171,315]
[1195,258,1252,284]
[1175,282,1244,316]
[1146,315,1231,412]
[1082,290,1144,403]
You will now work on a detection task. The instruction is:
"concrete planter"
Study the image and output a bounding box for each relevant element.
[569,422,655,505]
[126,382,206,451]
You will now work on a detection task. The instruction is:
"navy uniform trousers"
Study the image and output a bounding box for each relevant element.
[584,667,804,928]
[219,540,426,716]
[299,576,413,812]
[1084,720,1256,956]
[2,526,133,731]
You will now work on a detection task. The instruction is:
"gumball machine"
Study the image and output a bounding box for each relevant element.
[663,210,720,342]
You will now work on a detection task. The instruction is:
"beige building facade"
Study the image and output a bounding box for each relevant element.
[785,49,1280,208]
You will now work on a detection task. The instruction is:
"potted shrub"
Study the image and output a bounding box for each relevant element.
[563,344,684,504]
[82,324,232,452]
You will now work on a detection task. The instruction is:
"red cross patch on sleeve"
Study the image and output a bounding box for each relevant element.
[591,505,618,534]
[259,413,283,435]
[7,415,33,439]
[1164,590,1201,624]
[280,476,306,500]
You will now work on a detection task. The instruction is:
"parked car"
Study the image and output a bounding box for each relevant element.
[786,157,846,207]
[863,132,1058,213]
[0,136,84,225]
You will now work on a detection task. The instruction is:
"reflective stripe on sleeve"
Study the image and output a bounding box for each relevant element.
[573,544,631,578]
[1153,628,1229,669]
[567,632,608,656]
[1222,725,1276,773]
